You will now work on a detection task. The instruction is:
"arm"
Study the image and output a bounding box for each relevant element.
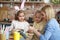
[33,18,58,40]
[9,21,16,33]
[33,23,55,40]
[39,18,60,40]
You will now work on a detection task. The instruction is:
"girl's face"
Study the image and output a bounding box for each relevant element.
[18,13,25,21]
[34,13,42,23]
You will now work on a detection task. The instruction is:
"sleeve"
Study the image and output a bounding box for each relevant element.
[39,22,55,40]
[25,22,30,32]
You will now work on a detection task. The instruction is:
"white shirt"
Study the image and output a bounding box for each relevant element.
[10,20,29,33]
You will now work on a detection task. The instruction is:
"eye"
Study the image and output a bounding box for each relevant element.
[41,13,44,16]
[18,16,21,17]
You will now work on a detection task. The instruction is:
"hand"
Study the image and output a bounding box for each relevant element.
[28,33,34,36]
[29,26,35,32]
[11,29,15,34]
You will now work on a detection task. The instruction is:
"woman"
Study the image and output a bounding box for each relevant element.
[30,5,60,40]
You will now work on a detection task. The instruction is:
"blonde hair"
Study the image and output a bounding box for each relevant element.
[41,5,55,21]
[33,10,42,21]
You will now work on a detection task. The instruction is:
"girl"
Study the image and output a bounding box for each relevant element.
[32,10,46,40]
[10,10,30,40]
[29,5,60,40]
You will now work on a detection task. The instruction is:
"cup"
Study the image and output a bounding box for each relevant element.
[13,31,22,40]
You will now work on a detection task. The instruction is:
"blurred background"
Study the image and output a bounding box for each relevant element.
[0,0,60,24]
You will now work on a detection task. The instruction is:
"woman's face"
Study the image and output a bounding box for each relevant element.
[40,11,47,21]
[18,13,25,21]
[34,13,42,23]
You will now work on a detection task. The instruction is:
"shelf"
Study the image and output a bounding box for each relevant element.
[0,1,44,4]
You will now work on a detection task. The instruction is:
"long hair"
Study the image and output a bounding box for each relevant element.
[33,10,42,22]
[41,5,55,21]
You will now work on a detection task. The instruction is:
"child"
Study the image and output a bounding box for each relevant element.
[32,10,46,40]
[10,10,30,40]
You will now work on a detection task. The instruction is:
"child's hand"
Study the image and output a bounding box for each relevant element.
[29,26,35,32]
[11,29,15,34]
[28,33,34,36]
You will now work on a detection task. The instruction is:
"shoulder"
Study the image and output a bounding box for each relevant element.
[11,20,18,24]
[45,18,59,32]
[47,18,59,26]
